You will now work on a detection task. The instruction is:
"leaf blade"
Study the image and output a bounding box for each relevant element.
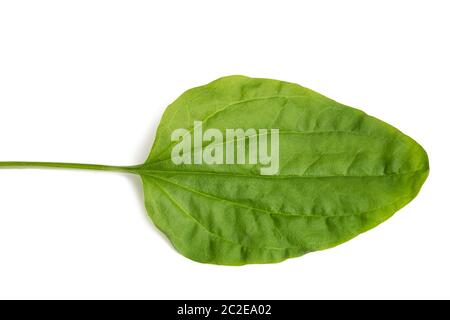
[141,75,429,265]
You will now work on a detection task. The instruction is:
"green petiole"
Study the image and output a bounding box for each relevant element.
[0,161,139,174]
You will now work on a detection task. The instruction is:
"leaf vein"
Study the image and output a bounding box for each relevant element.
[150,174,414,219]
[150,179,297,251]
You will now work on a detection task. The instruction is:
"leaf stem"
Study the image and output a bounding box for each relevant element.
[0,161,139,174]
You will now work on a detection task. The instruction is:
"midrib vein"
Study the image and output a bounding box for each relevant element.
[136,167,429,180]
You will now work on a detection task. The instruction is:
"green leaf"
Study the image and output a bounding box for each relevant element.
[139,75,429,265]
[0,75,429,266]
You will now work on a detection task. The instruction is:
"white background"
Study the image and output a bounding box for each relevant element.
[0,0,448,300]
